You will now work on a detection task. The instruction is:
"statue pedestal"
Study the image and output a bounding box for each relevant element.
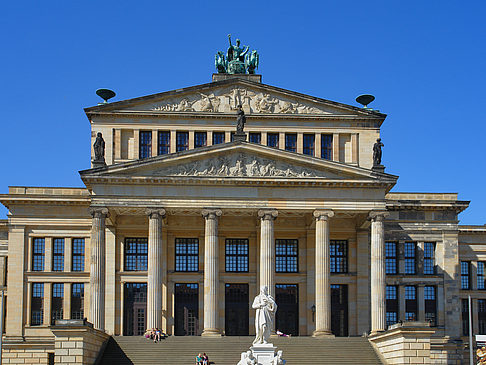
[250,343,277,365]
[91,160,106,169]
[372,164,385,173]
[233,132,247,142]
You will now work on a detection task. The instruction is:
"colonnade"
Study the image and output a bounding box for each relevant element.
[88,207,388,335]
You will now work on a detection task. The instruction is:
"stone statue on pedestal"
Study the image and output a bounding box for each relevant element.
[236,105,246,133]
[373,138,384,166]
[93,132,105,165]
[237,350,257,365]
[252,285,277,345]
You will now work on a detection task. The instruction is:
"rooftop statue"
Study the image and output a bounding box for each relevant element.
[215,35,259,75]
[93,132,105,163]
[373,138,384,166]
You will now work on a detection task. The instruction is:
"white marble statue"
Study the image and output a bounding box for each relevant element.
[272,350,286,365]
[237,350,257,365]
[252,285,277,345]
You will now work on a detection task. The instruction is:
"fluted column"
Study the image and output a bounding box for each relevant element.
[369,211,388,334]
[202,209,222,336]
[146,208,166,331]
[313,209,334,337]
[88,207,109,331]
[258,209,278,298]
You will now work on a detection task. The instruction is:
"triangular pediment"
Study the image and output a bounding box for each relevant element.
[85,79,384,118]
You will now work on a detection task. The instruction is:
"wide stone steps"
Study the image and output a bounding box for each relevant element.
[98,336,384,364]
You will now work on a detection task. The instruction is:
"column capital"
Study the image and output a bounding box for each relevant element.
[88,207,109,218]
[146,208,166,219]
[258,209,278,221]
[202,209,222,220]
[313,210,334,221]
[368,210,389,222]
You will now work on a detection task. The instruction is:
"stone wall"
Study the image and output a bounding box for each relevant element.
[2,348,51,364]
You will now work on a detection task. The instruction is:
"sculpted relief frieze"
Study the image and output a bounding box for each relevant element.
[149,87,330,114]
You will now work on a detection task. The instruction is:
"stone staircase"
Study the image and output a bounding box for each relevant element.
[98,336,385,364]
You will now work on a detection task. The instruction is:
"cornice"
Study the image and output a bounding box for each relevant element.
[386,199,469,213]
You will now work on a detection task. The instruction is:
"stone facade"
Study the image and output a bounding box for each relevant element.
[0,74,484,364]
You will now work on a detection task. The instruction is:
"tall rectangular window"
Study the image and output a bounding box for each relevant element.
[225,239,249,272]
[31,283,44,326]
[385,242,398,274]
[52,238,64,272]
[249,132,261,144]
[423,242,435,274]
[194,132,207,148]
[404,242,416,274]
[479,299,486,335]
[462,299,469,336]
[405,286,417,321]
[32,238,45,272]
[139,131,152,158]
[424,286,437,326]
[176,131,189,152]
[158,131,170,155]
[124,238,148,271]
[72,238,85,272]
[461,261,471,289]
[330,240,348,273]
[267,133,279,148]
[478,262,486,290]
[275,239,298,273]
[386,285,399,328]
[51,283,63,325]
[213,132,225,145]
[71,283,84,319]
[303,134,315,156]
[175,238,199,272]
[321,135,333,160]
[285,134,297,152]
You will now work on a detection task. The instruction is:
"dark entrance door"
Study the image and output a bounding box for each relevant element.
[275,284,299,336]
[225,283,249,335]
[123,283,147,336]
[174,283,199,336]
[331,284,348,336]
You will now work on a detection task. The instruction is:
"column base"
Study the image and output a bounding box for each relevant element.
[369,329,386,336]
[201,329,222,337]
[312,330,335,338]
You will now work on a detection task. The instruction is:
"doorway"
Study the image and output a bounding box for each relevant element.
[275,284,299,336]
[123,283,147,336]
[174,283,199,336]
[331,284,348,336]
[225,283,249,335]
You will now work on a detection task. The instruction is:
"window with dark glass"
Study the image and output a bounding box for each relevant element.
[32,238,45,272]
[195,132,207,148]
[303,134,315,156]
[404,242,416,274]
[230,132,235,141]
[71,283,84,319]
[424,286,436,326]
[139,131,152,158]
[462,299,469,336]
[423,242,435,274]
[175,238,199,272]
[267,133,279,148]
[321,134,333,160]
[386,285,398,327]
[405,286,417,321]
[52,238,64,272]
[158,131,170,155]
[330,240,348,273]
[72,238,85,272]
[51,283,63,325]
[225,239,249,272]
[176,131,189,152]
[385,242,398,274]
[31,283,44,326]
[478,262,486,290]
[213,132,225,145]
[461,261,471,290]
[249,132,261,144]
[285,134,297,152]
[479,299,486,335]
[275,239,298,273]
[124,238,148,271]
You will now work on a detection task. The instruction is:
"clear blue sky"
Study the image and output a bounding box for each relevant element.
[1,1,485,224]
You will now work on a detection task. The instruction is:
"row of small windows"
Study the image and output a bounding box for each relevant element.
[32,238,85,272]
[462,299,486,336]
[31,283,84,326]
[124,238,348,274]
[139,131,333,160]
[386,285,437,327]
[385,242,436,275]
[461,261,486,290]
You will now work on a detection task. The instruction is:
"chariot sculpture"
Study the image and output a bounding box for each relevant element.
[215,35,259,75]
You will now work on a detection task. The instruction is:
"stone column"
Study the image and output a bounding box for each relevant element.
[201,209,222,336]
[369,211,388,335]
[313,210,334,337]
[146,209,166,331]
[88,207,109,331]
[258,210,278,297]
